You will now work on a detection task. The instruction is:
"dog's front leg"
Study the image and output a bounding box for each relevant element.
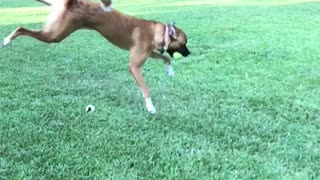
[129,50,156,114]
[151,52,174,77]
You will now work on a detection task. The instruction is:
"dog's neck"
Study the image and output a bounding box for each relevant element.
[158,25,171,54]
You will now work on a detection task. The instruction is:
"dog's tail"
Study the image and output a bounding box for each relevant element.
[100,0,112,12]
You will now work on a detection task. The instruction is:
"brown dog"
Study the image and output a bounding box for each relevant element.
[1,0,191,114]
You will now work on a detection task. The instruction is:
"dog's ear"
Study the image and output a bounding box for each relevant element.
[168,22,177,39]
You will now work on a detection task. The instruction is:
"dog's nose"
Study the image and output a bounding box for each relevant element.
[182,49,191,57]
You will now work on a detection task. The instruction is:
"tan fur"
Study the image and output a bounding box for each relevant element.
[2,0,190,113]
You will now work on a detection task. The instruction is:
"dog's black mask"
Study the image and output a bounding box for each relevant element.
[167,46,191,58]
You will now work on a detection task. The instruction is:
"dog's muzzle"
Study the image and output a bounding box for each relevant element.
[167,46,191,58]
[181,48,191,57]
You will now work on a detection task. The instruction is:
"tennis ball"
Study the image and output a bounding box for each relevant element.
[173,52,183,59]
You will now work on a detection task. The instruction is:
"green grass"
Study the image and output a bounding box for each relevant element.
[1,0,320,179]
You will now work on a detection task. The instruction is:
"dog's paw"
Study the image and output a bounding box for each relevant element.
[100,1,112,12]
[145,97,156,114]
[167,70,175,77]
[0,40,5,48]
[148,107,156,114]
[166,64,175,77]
[1,37,11,48]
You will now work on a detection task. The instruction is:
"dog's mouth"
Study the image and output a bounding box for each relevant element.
[167,47,191,58]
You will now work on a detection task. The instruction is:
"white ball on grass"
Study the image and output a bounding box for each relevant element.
[85,105,95,113]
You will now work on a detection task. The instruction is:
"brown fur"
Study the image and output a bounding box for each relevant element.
[2,0,190,113]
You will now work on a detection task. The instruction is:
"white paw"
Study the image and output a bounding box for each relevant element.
[2,36,11,47]
[166,64,175,77]
[148,107,156,114]
[2,30,17,47]
[145,97,156,114]
[100,2,112,12]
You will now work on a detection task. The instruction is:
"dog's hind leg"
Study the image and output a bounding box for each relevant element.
[1,23,77,48]
[1,8,79,48]
[1,0,83,48]
[150,51,175,77]
[1,27,74,48]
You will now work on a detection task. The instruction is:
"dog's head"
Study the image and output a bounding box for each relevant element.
[165,23,191,58]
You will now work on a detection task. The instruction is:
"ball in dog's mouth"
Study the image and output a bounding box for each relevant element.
[173,52,183,59]
[85,105,95,113]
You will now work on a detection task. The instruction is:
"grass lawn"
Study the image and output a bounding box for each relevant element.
[1,0,320,179]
